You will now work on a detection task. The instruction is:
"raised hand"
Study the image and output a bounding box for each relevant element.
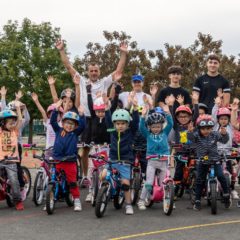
[127,91,136,106]
[141,105,149,117]
[31,92,38,102]
[55,99,63,110]
[165,94,175,106]
[78,105,85,116]
[214,96,222,107]
[48,76,56,85]
[119,42,128,54]
[217,88,224,98]
[162,104,170,114]
[191,91,199,105]
[231,98,240,111]
[73,73,80,85]
[0,86,7,97]
[176,94,184,105]
[150,84,158,97]
[219,126,227,135]
[188,121,194,132]
[55,39,64,51]
[15,90,23,100]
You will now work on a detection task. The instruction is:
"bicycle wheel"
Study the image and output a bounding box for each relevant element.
[46,185,55,215]
[210,181,217,215]
[131,171,141,205]
[21,166,32,196]
[95,184,109,218]
[91,170,99,207]
[163,182,174,216]
[33,171,45,206]
[113,187,125,210]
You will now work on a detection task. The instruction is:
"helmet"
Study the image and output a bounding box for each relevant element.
[0,110,17,120]
[146,112,165,126]
[217,107,231,118]
[196,114,215,128]
[62,111,80,123]
[93,97,106,111]
[47,104,64,114]
[112,109,131,123]
[154,107,165,116]
[198,103,209,114]
[175,105,192,115]
[60,89,75,101]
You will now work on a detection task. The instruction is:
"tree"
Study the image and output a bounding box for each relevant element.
[0,18,70,143]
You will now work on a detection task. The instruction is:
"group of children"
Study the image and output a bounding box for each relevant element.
[1,52,240,216]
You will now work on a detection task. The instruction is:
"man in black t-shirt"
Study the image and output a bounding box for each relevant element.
[157,66,191,113]
[193,54,231,111]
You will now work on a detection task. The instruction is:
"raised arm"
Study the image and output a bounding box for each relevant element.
[74,105,86,136]
[162,105,173,136]
[14,101,23,130]
[72,73,80,108]
[31,92,48,122]
[0,86,7,110]
[50,100,62,132]
[111,43,128,81]
[231,98,240,130]
[56,39,78,79]
[48,76,59,103]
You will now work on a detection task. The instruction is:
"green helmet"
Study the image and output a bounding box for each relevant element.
[112,109,131,123]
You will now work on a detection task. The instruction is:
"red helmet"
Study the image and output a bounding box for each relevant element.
[196,114,215,127]
[93,97,106,111]
[175,105,192,115]
[217,107,231,118]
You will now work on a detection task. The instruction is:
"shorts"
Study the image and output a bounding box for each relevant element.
[80,117,92,144]
[107,163,131,180]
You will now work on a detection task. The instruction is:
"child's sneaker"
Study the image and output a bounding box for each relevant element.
[193,200,201,211]
[80,177,91,188]
[42,205,46,211]
[137,200,146,210]
[74,198,82,211]
[15,201,24,210]
[85,192,92,202]
[20,188,27,201]
[125,204,134,215]
[231,190,239,199]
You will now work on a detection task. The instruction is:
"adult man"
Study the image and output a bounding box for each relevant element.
[157,66,191,113]
[56,39,128,196]
[193,54,231,111]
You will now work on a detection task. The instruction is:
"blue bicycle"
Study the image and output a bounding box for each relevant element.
[45,155,77,215]
[95,160,132,218]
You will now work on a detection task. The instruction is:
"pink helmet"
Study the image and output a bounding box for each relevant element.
[217,107,231,118]
[93,97,106,111]
[196,114,215,127]
[47,104,64,114]
[175,105,192,115]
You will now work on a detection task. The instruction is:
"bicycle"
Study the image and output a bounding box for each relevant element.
[95,160,133,218]
[144,155,175,216]
[45,155,77,215]
[32,148,52,206]
[0,157,24,207]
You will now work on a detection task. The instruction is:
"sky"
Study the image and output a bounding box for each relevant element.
[1,0,240,60]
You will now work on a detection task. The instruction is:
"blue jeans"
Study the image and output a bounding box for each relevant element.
[5,163,22,202]
[195,162,229,201]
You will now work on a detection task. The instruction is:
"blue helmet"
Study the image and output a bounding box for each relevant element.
[0,110,17,120]
[132,74,144,82]
[154,107,165,116]
[62,111,80,123]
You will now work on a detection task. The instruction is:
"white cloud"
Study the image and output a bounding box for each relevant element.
[1,0,240,59]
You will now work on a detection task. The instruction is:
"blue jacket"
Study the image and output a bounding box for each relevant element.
[50,110,86,161]
[105,109,139,162]
[139,114,173,156]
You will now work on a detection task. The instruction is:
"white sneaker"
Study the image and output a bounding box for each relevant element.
[21,188,27,201]
[137,200,146,210]
[173,202,176,209]
[231,190,239,199]
[85,192,92,202]
[42,205,46,211]
[80,177,91,188]
[74,198,82,211]
[125,205,134,215]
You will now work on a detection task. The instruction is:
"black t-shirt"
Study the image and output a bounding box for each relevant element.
[157,86,191,113]
[193,74,230,111]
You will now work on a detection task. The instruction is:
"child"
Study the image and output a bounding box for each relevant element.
[0,102,24,210]
[188,114,231,210]
[137,105,173,210]
[102,98,139,215]
[198,103,208,116]
[50,100,86,211]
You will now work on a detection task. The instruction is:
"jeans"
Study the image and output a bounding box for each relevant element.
[5,163,22,202]
[195,162,229,201]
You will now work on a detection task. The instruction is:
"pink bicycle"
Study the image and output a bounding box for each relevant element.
[145,155,175,216]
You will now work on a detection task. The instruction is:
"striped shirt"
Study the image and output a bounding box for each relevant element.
[187,131,229,161]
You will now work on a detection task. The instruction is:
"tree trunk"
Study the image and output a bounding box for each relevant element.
[28,118,33,144]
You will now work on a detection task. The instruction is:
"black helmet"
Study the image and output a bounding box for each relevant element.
[146,112,165,126]
[60,89,75,101]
